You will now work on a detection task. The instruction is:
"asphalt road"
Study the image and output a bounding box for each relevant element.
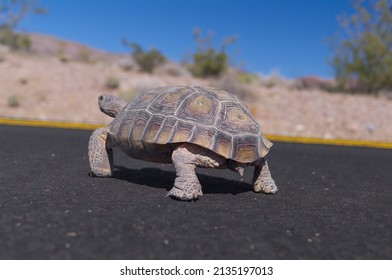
[0,124,391,260]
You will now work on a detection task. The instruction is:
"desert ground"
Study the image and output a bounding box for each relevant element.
[1,34,392,142]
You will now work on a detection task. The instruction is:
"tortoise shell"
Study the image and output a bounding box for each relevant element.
[110,86,272,163]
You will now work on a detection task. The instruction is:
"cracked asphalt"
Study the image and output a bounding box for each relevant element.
[0,124,391,259]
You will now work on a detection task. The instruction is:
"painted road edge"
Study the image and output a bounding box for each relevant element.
[1,117,392,150]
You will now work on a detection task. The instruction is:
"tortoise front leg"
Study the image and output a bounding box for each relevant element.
[88,127,114,177]
[252,158,278,194]
[167,144,220,200]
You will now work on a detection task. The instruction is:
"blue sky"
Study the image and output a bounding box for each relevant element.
[20,0,355,78]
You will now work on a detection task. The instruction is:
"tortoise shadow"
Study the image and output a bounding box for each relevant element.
[113,165,252,196]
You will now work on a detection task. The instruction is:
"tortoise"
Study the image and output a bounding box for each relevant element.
[88,86,278,200]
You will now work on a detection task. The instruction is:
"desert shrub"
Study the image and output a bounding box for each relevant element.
[211,73,255,101]
[122,40,165,73]
[56,49,68,63]
[104,76,120,90]
[56,42,69,63]
[7,95,20,107]
[116,55,137,71]
[332,0,392,94]
[0,0,46,52]
[191,49,227,78]
[15,33,30,50]
[257,73,282,88]
[19,78,28,85]
[77,47,91,63]
[0,26,31,51]
[263,75,280,88]
[295,76,337,91]
[189,28,236,78]
[154,61,191,77]
[237,72,258,84]
[256,72,298,89]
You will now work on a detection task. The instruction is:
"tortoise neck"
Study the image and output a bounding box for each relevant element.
[100,97,128,118]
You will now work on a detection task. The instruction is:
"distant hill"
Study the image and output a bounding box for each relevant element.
[27,33,122,62]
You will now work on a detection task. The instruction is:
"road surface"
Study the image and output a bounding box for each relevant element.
[0,124,391,259]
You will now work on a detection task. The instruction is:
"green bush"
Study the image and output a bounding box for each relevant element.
[189,29,236,78]
[332,0,392,94]
[7,95,20,107]
[0,0,46,51]
[122,40,165,73]
[104,76,120,90]
[191,49,227,78]
[237,72,258,84]
[0,26,31,51]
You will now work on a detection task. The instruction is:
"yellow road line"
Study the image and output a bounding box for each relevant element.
[0,117,103,131]
[266,134,392,150]
[1,117,392,150]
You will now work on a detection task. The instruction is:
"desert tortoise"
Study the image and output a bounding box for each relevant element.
[88,86,278,200]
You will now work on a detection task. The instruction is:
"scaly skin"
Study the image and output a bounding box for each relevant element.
[252,159,278,194]
[88,127,114,177]
[167,144,220,200]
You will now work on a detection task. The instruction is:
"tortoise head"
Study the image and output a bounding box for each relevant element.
[98,94,128,118]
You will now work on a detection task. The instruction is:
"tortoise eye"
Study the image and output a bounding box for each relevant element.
[98,95,104,101]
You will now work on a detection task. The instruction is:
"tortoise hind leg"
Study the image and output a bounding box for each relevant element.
[167,144,220,200]
[88,127,115,177]
[252,158,278,194]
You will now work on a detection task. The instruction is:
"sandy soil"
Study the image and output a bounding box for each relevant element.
[1,51,392,142]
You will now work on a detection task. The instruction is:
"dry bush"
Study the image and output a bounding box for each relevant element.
[77,47,91,63]
[257,72,297,89]
[56,49,69,63]
[7,95,20,107]
[116,55,138,72]
[154,61,191,77]
[104,76,120,90]
[236,72,258,85]
[294,76,336,91]
[211,73,255,101]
